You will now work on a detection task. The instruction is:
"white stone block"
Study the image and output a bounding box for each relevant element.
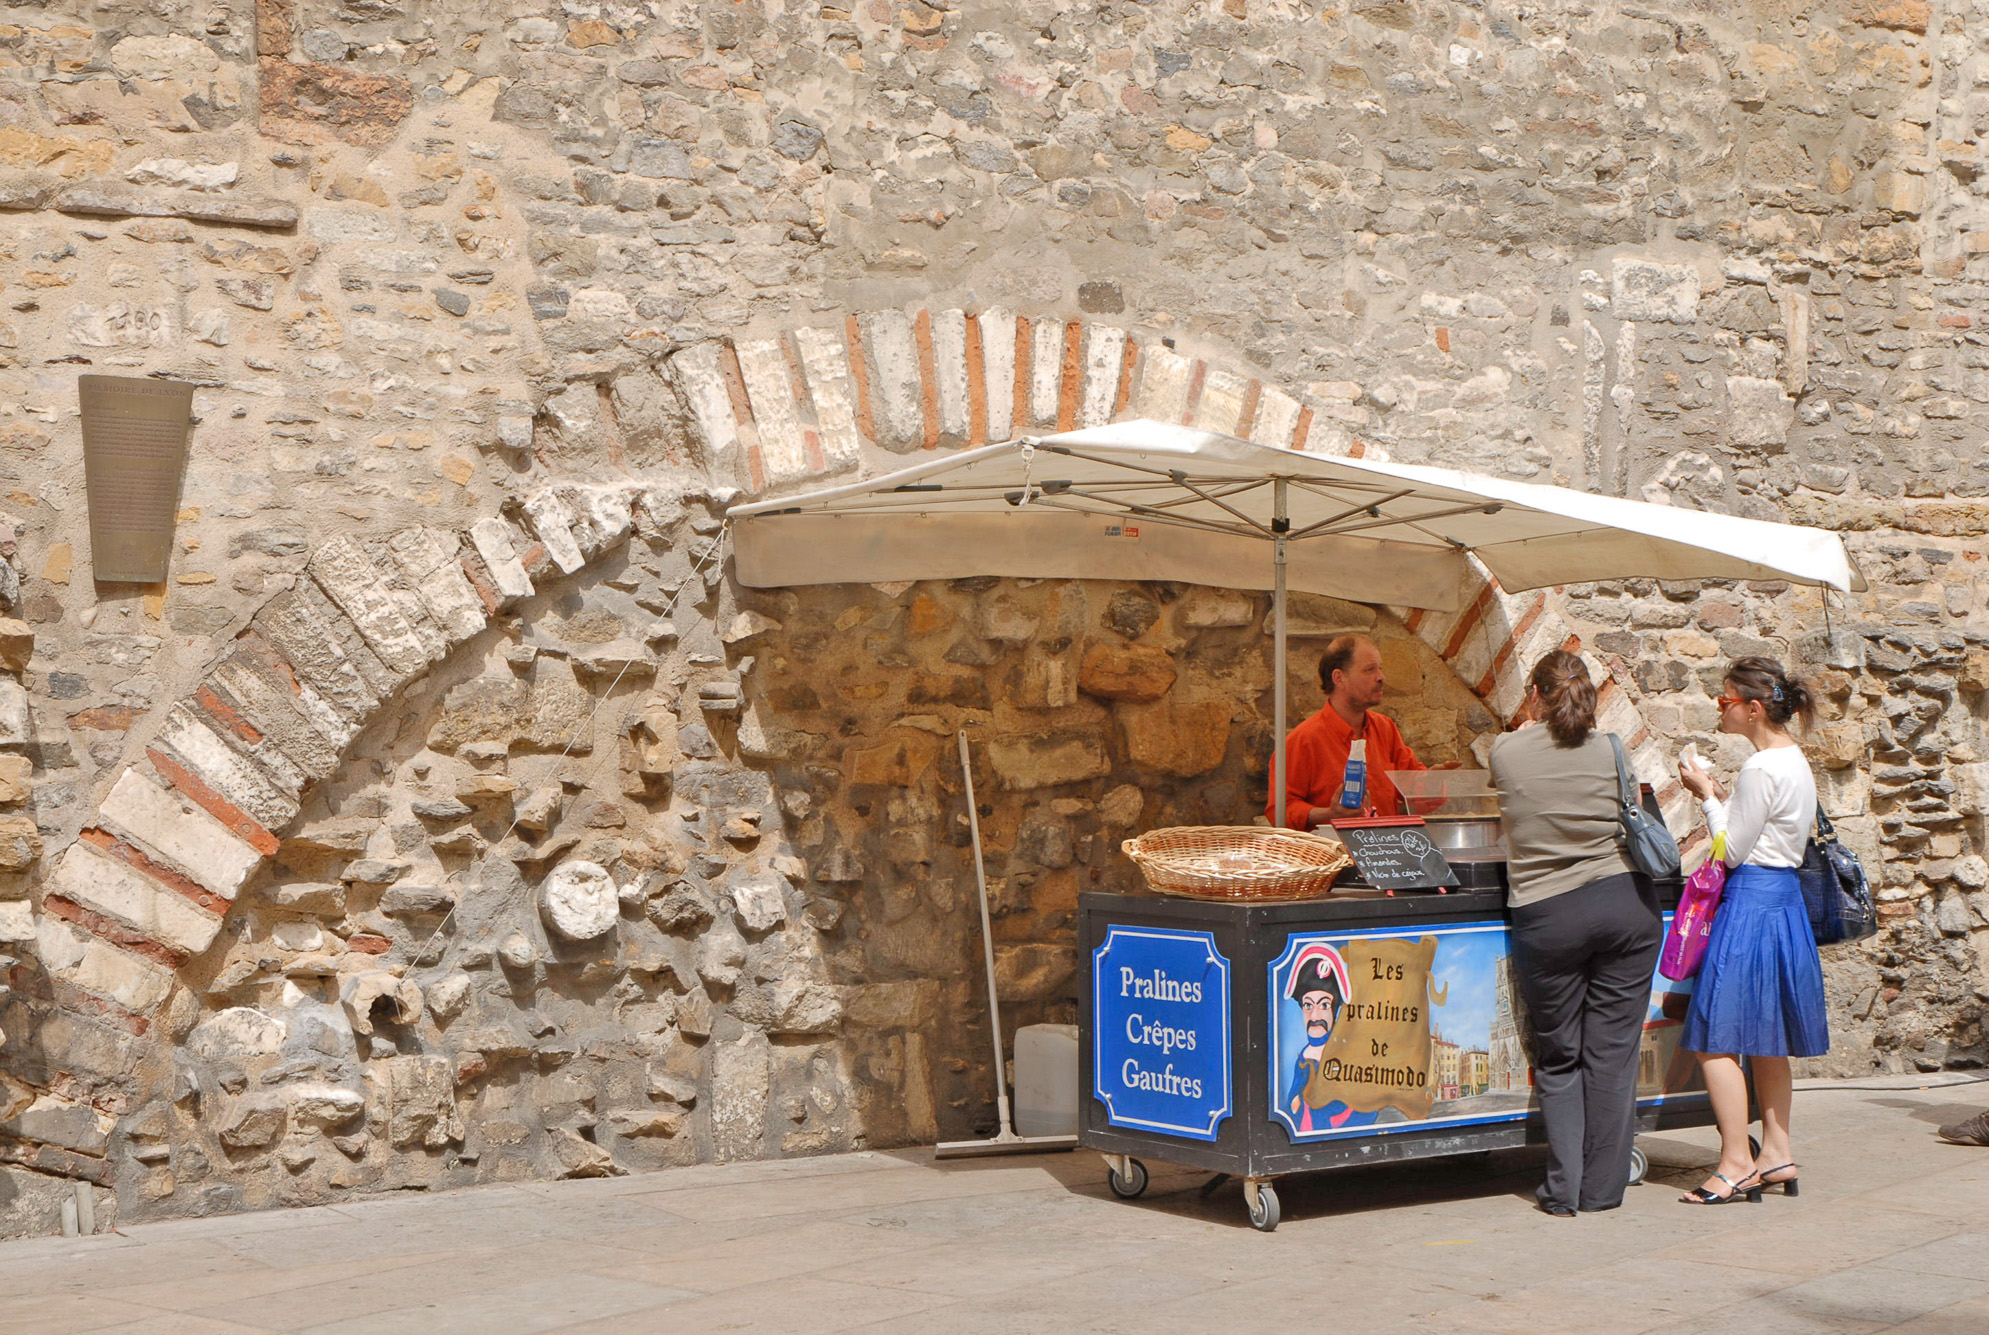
[388,528,488,642]
[1486,667,1528,722]
[979,308,1017,443]
[523,489,587,574]
[279,671,362,754]
[1196,368,1250,435]
[564,486,633,558]
[671,342,742,473]
[0,900,32,943]
[1726,375,1794,450]
[126,158,238,191]
[930,309,971,445]
[469,518,535,601]
[541,861,618,940]
[1079,325,1126,429]
[1028,317,1064,430]
[1448,623,1497,693]
[102,929,190,1005]
[1134,345,1195,424]
[1595,685,1646,740]
[1251,386,1302,448]
[711,1030,770,1159]
[44,843,222,956]
[730,876,787,933]
[35,916,87,972]
[793,325,863,473]
[208,662,341,781]
[188,1007,286,1061]
[99,770,261,901]
[310,536,439,674]
[0,679,27,748]
[157,704,301,830]
[861,309,923,450]
[305,208,397,243]
[736,337,812,485]
[1611,257,1699,324]
[251,590,385,723]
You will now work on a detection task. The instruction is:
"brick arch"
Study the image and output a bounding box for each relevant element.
[20,308,1668,1182]
[666,310,1367,497]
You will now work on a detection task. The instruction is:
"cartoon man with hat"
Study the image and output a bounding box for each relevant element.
[1286,942,1379,1134]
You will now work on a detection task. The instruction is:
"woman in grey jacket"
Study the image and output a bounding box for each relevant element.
[1488,650,1663,1216]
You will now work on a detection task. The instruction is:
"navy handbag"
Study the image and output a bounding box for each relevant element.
[1798,805,1879,945]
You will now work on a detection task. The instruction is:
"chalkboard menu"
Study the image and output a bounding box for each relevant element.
[1334,821,1459,892]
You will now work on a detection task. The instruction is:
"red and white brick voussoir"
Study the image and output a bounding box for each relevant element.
[665,308,1376,495]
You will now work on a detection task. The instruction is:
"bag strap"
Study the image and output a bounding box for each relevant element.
[1606,733,1638,813]
[1814,802,1837,841]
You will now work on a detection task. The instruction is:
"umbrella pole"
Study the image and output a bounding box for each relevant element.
[1273,478,1289,830]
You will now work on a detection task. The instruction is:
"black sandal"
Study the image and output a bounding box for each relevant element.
[1756,1164,1799,1197]
[1680,1171,1761,1205]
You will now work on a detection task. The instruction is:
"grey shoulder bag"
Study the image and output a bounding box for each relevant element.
[1607,733,1682,879]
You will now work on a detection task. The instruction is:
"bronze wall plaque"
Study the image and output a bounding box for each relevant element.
[79,375,196,583]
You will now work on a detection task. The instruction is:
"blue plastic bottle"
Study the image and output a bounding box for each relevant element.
[1341,739,1367,812]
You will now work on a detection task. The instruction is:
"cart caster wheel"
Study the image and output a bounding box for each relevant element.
[1627,1147,1648,1186]
[1107,1158,1148,1200]
[1247,1182,1280,1232]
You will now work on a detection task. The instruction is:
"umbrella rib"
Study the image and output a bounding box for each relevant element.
[1309,499,1505,540]
[1161,475,1277,536]
[1133,479,1272,513]
[1286,488,1420,539]
[1036,445,1271,490]
[1027,493,1266,540]
[1285,476,1421,503]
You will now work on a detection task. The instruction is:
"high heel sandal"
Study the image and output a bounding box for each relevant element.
[1755,1164,1799,1197]
[1679,1170,1762,1205]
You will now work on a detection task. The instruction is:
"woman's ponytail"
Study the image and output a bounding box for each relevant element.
[1529,649,1597,747]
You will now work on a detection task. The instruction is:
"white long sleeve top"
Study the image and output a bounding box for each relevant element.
[1702,744,1816,869]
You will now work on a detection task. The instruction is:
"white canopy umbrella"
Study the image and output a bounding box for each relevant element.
[730,420,1863,826]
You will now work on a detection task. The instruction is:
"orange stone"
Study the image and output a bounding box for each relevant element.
[1079,642,1178,703]
[907,594,954,636]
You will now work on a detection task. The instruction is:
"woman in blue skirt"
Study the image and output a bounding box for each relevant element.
[1674,656,1828,1204]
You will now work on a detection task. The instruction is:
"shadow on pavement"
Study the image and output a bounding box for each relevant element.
[1868,1095,1985,1127]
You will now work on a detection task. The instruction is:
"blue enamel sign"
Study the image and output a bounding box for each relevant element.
[1091,925,1232,1141]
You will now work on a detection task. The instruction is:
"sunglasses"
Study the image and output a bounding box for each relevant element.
[1715,694,1751,711]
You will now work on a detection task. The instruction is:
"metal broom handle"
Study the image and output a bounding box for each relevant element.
[959,729,1014,1134]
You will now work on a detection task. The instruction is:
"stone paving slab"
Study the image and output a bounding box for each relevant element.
[1,1076,1985,1335]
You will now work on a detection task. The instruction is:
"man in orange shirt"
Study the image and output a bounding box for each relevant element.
[1268,634,1426,829]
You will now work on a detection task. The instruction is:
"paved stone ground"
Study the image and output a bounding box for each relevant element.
[0,1074,1984,1335]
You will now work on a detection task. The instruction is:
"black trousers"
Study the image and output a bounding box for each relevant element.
[1510,871,1663,1212]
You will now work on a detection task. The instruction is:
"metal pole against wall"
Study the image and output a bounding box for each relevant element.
[1273,477,1289,829]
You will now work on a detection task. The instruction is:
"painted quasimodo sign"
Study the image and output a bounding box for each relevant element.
[1269,921,1706,1142]
[1091,926,1232,1141]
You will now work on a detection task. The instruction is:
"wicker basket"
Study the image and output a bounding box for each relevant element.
[1121,825,1355,902]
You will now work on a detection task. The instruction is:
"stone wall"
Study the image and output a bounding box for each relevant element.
[0,0,1985,1234]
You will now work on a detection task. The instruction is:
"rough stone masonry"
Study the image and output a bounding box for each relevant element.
[0,0,1985,1237]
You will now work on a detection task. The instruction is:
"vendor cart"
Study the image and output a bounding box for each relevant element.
[1079,877,1718,1230]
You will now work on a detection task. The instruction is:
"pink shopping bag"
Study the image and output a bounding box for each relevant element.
[1660,835,1727,982]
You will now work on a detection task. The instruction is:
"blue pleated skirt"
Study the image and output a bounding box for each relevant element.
[1681,865,1830,1058]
